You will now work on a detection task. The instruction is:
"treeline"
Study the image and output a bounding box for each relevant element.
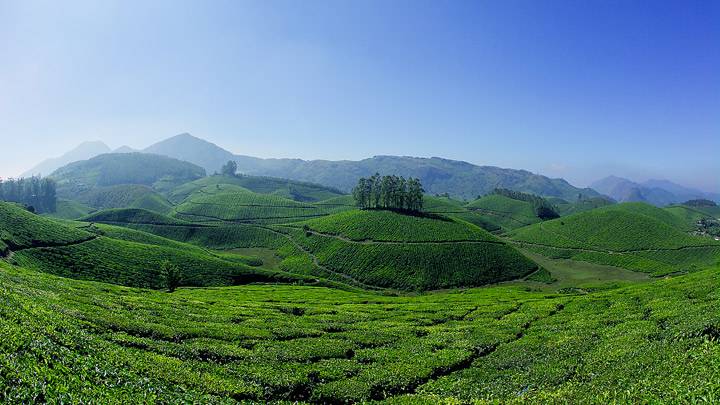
[486,188,560,220]
[682,199,717,207]
[0,176,56,213]
[353,173,424,212]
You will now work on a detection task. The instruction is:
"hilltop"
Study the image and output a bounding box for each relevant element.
[34,133,605,202]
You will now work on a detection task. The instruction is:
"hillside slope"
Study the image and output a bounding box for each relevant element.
[508,210,720,276]
[279,210,540,290]
[0,260,717,403]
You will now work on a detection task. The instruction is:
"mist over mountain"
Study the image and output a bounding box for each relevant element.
[590,176,720,206]
[140,134,602,202]
[20,141,112,178]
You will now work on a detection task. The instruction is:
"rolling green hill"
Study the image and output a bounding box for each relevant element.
[422,196,502,232]
[595,201,694,232]
[167,174,345,205]
[554,197,615,216]
[51,152,206,193]
[277,210,539,290]
[0,259,717,403]
[43,198,96,220]
[0,200,345,290]
[465,195,542,231]
[508,209,720,276]
[82,208,192,226]
[172,192,328,224]
[57,184,173,212]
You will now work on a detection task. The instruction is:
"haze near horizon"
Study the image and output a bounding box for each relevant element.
[1,0,718,192]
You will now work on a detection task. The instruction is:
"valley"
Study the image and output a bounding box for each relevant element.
[1,148,719,403]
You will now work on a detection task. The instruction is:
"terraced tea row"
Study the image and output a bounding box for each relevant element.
[1,262,717,403]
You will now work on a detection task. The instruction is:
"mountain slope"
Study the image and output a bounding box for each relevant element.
[50,153,206,193]
[144,134,602,201]
[591,175,719,206]
[20,141,111,178]
[142,133,236,174]
[507,209,720,276]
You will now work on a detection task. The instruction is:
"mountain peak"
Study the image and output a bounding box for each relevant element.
[21,140,112,178]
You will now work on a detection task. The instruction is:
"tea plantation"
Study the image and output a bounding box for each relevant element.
[0,260,718,403]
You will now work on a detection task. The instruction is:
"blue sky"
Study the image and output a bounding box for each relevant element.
[1,0,718,192]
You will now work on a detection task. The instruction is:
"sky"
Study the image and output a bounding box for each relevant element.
[1,0,718,192]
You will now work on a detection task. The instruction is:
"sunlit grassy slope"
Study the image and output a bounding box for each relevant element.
[0,260,717,403]
[508,209,720,276]
[465,195,542,231]
[278,209,540,290]
[0,201,348,291]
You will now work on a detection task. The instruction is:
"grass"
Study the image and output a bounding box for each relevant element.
[224,247,284,271]
[42,198,95,220]
[0,261,718,403]
[465,195,541,231]
[507,209,720,276]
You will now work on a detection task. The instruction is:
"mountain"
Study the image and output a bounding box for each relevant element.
[50,153,206,195]
[142,134,603,202]
[20,141,111,178]
[142,133,236,174]
[113,145,139,153]
[590,176,720,207]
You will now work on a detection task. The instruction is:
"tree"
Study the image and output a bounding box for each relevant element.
[161,261,181,293]
[221,160,237,177]
[351,174,424,212]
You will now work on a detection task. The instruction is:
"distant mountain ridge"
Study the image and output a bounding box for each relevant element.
[140,134,603,202]
[20,141,112,178]
[590,176,720,206]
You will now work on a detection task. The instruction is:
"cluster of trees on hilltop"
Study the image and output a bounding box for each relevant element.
[486,188,560,220]
[682,199,717,207]
[0,176,56,213]
[353,173,425,212]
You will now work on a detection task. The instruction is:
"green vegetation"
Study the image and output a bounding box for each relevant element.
[596,201,694,232]
[277,210,539,290]
[172,192,327,224]
[0,260,718,403]
[486,188,559,220]
[422,195,502,233]
[683,198,717,207]
[553,196,614,216]
[0,176,56,213]
[465,195,542,231]
[43,198,95,220]
[167,174,345,205]
[51,152,206,191]
[82,208,192,226]
[508,209,720,276]
[352,173,424,212]
[58,184,172,211]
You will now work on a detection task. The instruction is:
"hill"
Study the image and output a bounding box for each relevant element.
[50,153,206,193]
[464,195,542,232]
[142,132,236,174]
[172,192,327,224]
[56,184,173,213]
[0,200,337,290]
[590,175,720,206]
[554,197,615,216]
[43,198,95,220]
[166,174,345,205]
[595,201,694,232]
[507,209,720,276]
[0,258,717,403]
[20,140,111,178]
[142,134,603,201]
[278,209,540,290]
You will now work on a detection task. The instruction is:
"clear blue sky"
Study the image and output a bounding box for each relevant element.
[1,0,718,192]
